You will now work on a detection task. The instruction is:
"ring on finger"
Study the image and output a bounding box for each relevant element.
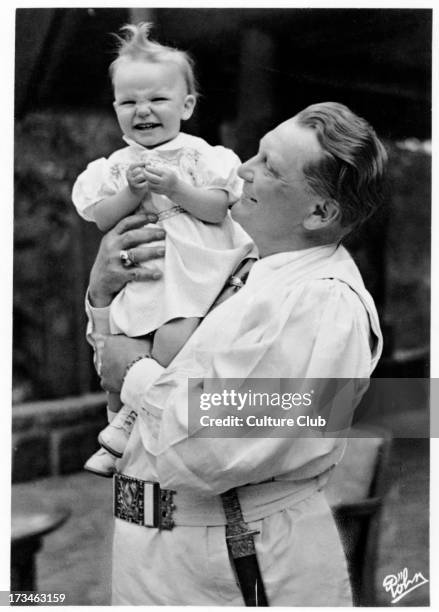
[120,249,135,268]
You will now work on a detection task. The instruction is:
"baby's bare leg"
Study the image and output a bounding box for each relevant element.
[152,317,201,367]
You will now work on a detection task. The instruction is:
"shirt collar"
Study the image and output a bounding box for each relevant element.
[247,244,340,283]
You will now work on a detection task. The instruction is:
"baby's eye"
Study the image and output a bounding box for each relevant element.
[152,97,168,102]
[120,100,135,106]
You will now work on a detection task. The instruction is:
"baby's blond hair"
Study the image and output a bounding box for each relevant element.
[109,23,198,98]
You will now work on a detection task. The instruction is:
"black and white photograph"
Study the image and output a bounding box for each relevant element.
[9,4,433,607]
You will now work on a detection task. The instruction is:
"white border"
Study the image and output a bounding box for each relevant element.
[3,2,436,609]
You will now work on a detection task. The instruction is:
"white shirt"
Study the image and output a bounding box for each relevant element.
[87,242,382,606]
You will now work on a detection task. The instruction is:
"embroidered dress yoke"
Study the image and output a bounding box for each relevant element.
[73,133,254,336]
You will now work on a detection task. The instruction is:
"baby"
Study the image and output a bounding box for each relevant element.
[72,23,254,476]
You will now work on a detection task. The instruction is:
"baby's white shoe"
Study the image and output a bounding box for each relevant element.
[98,405,138,457]
[84,448,117,477]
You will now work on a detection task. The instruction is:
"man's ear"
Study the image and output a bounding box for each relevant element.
[182,95,196,121]
[303,199,340,230]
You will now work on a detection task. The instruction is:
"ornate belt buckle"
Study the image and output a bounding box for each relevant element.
[157,488,177,530]
[114,473,145,526]
[114,474,176,530]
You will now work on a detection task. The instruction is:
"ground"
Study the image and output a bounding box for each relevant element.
[12,434,429,606]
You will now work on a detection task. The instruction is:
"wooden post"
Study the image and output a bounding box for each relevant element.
[235,28,276,161]
[15,9,57,117]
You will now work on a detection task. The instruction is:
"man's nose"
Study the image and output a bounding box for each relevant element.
[238,158,254,182]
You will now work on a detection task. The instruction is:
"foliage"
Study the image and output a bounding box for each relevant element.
[14,111,122,401]
[384,141,430,353]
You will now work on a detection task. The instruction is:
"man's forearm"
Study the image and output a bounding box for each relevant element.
[88,286,114,308]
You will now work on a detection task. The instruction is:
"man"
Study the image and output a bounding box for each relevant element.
[87,102,387,605]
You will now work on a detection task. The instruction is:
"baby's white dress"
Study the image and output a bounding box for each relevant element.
[72,132,255,337]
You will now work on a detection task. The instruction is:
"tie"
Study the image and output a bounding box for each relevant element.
[210,258,257,311]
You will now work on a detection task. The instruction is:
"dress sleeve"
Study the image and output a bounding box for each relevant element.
[124,279,374,494]
[196,146,243,204]
[72,157,125,222]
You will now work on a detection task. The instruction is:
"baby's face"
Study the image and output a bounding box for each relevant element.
[113,60,195,149]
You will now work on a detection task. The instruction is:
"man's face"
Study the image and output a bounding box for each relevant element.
[232,118,324,255]
[113,60,195,149]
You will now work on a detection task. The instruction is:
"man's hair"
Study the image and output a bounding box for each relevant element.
[295,102,387,230]
[109,22,198,98]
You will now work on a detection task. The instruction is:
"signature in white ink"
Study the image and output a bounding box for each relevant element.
[383,567,429,603]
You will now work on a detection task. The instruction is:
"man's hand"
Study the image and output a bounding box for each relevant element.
[99,335,152,393]
[127,163,149,197]
[144,165,180,198]
[89,213,165,308]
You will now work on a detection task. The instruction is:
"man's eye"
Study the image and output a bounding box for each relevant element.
[259,153,274,175]
[265,161,275,175]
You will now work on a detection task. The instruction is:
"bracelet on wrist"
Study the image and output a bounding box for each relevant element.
[123,353,151,384]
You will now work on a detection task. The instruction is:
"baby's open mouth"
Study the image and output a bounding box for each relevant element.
[134,123,161,130]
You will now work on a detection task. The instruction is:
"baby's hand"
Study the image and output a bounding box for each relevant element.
[127,163,149,197]
[144,165,179,198]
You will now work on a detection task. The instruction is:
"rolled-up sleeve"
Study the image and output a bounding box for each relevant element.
[121,358,165,411]
[84,293,112,374]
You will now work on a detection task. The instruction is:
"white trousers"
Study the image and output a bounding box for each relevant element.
[112,489,352,606]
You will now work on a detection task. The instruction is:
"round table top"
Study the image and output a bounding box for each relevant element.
[12,508,70,543]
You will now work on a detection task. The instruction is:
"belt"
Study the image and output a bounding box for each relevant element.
[113,470,331,529]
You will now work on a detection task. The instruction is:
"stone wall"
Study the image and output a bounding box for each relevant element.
[12,393,108,483]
